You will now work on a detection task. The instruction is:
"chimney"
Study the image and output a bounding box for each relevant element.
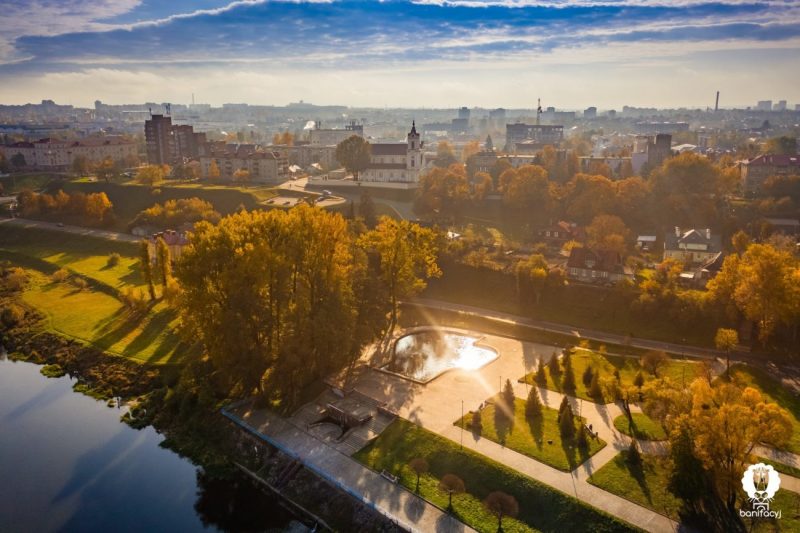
[675,226,680,237]
[706,228,711,239]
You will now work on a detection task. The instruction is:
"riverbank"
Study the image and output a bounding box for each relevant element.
[0,290,400,532]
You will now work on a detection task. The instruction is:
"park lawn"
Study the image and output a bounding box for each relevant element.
[354,418,637,533]
[521,349,704,404]
[613,414,667,441]
[0,226,143,290]
[588,450,683,521]
[590,450,800,533]
[756,457,800,479]
[728,365,800,455]
[455,396,606,471]
[21,270,186,365]
[0,173,57,193]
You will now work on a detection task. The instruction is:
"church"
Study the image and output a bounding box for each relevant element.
[360,122,425,184]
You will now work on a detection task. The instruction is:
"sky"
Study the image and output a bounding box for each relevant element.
[0,0,799,109]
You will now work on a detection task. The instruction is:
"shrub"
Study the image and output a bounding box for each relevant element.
[51,268,70,283]
[525,386,543,422]
[535,358,547,385]
[162,279,182,305]
[582,366,594,388]
[1,304,25,327]
[107,253,121,267]
[548,352,561,376]
[471,409,482,431]
[502,378,515,414]
[71,277,88,291]
[3,267,28,291]
[561,357,576,395]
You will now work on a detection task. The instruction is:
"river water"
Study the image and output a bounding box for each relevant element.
[0,352,297,532]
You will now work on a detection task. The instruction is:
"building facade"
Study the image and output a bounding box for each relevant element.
[504,123,563,152]
[566,247,632,284]
[663,227,722,265]
[741,154,800,193]
[200,145,288,183]
[360,122,424,184]
[308,120,363,146]
[2,137,137,169]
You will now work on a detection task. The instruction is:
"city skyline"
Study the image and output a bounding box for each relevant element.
[0,1,799,109]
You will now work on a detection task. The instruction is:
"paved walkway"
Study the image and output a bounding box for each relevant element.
[355,329,679,532]
[224,403,475,533]
[0,217,140,243]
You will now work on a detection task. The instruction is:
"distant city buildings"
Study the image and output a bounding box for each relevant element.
[757,100,773,111]
[0,136,137,169]
[308,120,363,146]
[741,154,800,194]
[504,123,563,152]
[584,107,597,119]
[631,134,671,174]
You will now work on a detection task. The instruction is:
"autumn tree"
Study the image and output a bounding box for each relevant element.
[764,135,797,155]
[136,165,165,186]
[472,171,493,201]
[71,155,89,177]
[434,140,457,168]
[335,135,371,181]
[93,157,118,183]
[501,164,551,212]
[586,214,630,254]
[714,328,738,377]
[414,165,470,221]
[515,254,548,304]
[690,380,792,510]
[358,190,377,228]
[176,205,374,402]
[461,140,481,162]
[155,237,171,287]
[131,197,221,230]
[232,168,250,184]
[641,350,668,377]
[409,458,428,492]
[208,160,221,180]
[438,474,465,511]
[649,153,722,226]
[358,217,441,324]
[483,491,519,532]
[139,240,156,300]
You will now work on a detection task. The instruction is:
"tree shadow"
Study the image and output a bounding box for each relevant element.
[561,438,578,470]
[623,451,651,503]
[492,401,513,446]
[526,415,544,449]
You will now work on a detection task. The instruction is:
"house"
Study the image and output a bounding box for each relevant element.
[663,227,722,265]
[538,221,585,244]
[566,247,633,284]
[636,235,657,251]
[148,230,189,263]
[199,144,288,183]
[741,154,800,194]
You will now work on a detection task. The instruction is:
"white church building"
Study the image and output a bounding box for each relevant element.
[360,122,427,184]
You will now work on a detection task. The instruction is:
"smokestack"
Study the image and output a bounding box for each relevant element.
[675,226,680,237]
[715,91,719,112]
[706,228,711,239]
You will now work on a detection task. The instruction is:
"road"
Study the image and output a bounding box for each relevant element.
[291,177,415,219]
[409,297,740,362]
[0,217,140,243]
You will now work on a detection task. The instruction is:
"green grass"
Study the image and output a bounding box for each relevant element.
[589,450,683,520]
[613,414,667,441]
[455,396,606,471]
[591,450,800,532]
[21,271,185,364]
[0,173,58,194]
[354,418,637,533]
[756,458,800,479]
[521,348,704,403]
[727,365,800,455]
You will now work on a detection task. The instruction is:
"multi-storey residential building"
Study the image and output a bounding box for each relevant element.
[145,114,175,165]
[741,154,800,193]
[1,137,137,169]
[199,144,288,183]
[631,133,671,174]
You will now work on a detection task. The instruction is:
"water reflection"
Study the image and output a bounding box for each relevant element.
[386,330,498,382]
[0,356,296,532]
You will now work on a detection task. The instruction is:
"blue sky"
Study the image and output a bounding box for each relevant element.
[0,0,798,108]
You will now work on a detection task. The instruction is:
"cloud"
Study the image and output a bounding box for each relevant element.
[0,0,798,107]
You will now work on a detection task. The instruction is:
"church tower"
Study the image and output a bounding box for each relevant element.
[407,121,422,180]
[485,134,494,151]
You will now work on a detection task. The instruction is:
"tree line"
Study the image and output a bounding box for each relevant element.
[16,189,114,227]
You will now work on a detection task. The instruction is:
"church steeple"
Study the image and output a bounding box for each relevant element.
[485,134,494,151]
[409,120,418,136]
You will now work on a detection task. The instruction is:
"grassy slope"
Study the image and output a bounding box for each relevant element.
[728,365,800,455]
[613,413,667,441]
[354,418,638,533]
[0,226,186,364]
[455,397,606,471]
[522,349,704,403]
[423,260,716,347]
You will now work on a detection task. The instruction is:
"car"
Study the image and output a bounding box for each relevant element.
[321,190,332,196]
[56,222,64,227]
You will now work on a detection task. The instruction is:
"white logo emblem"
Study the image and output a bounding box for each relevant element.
[740,463,782,519]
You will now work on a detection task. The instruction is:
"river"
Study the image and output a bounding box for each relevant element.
[0,352,298,532]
